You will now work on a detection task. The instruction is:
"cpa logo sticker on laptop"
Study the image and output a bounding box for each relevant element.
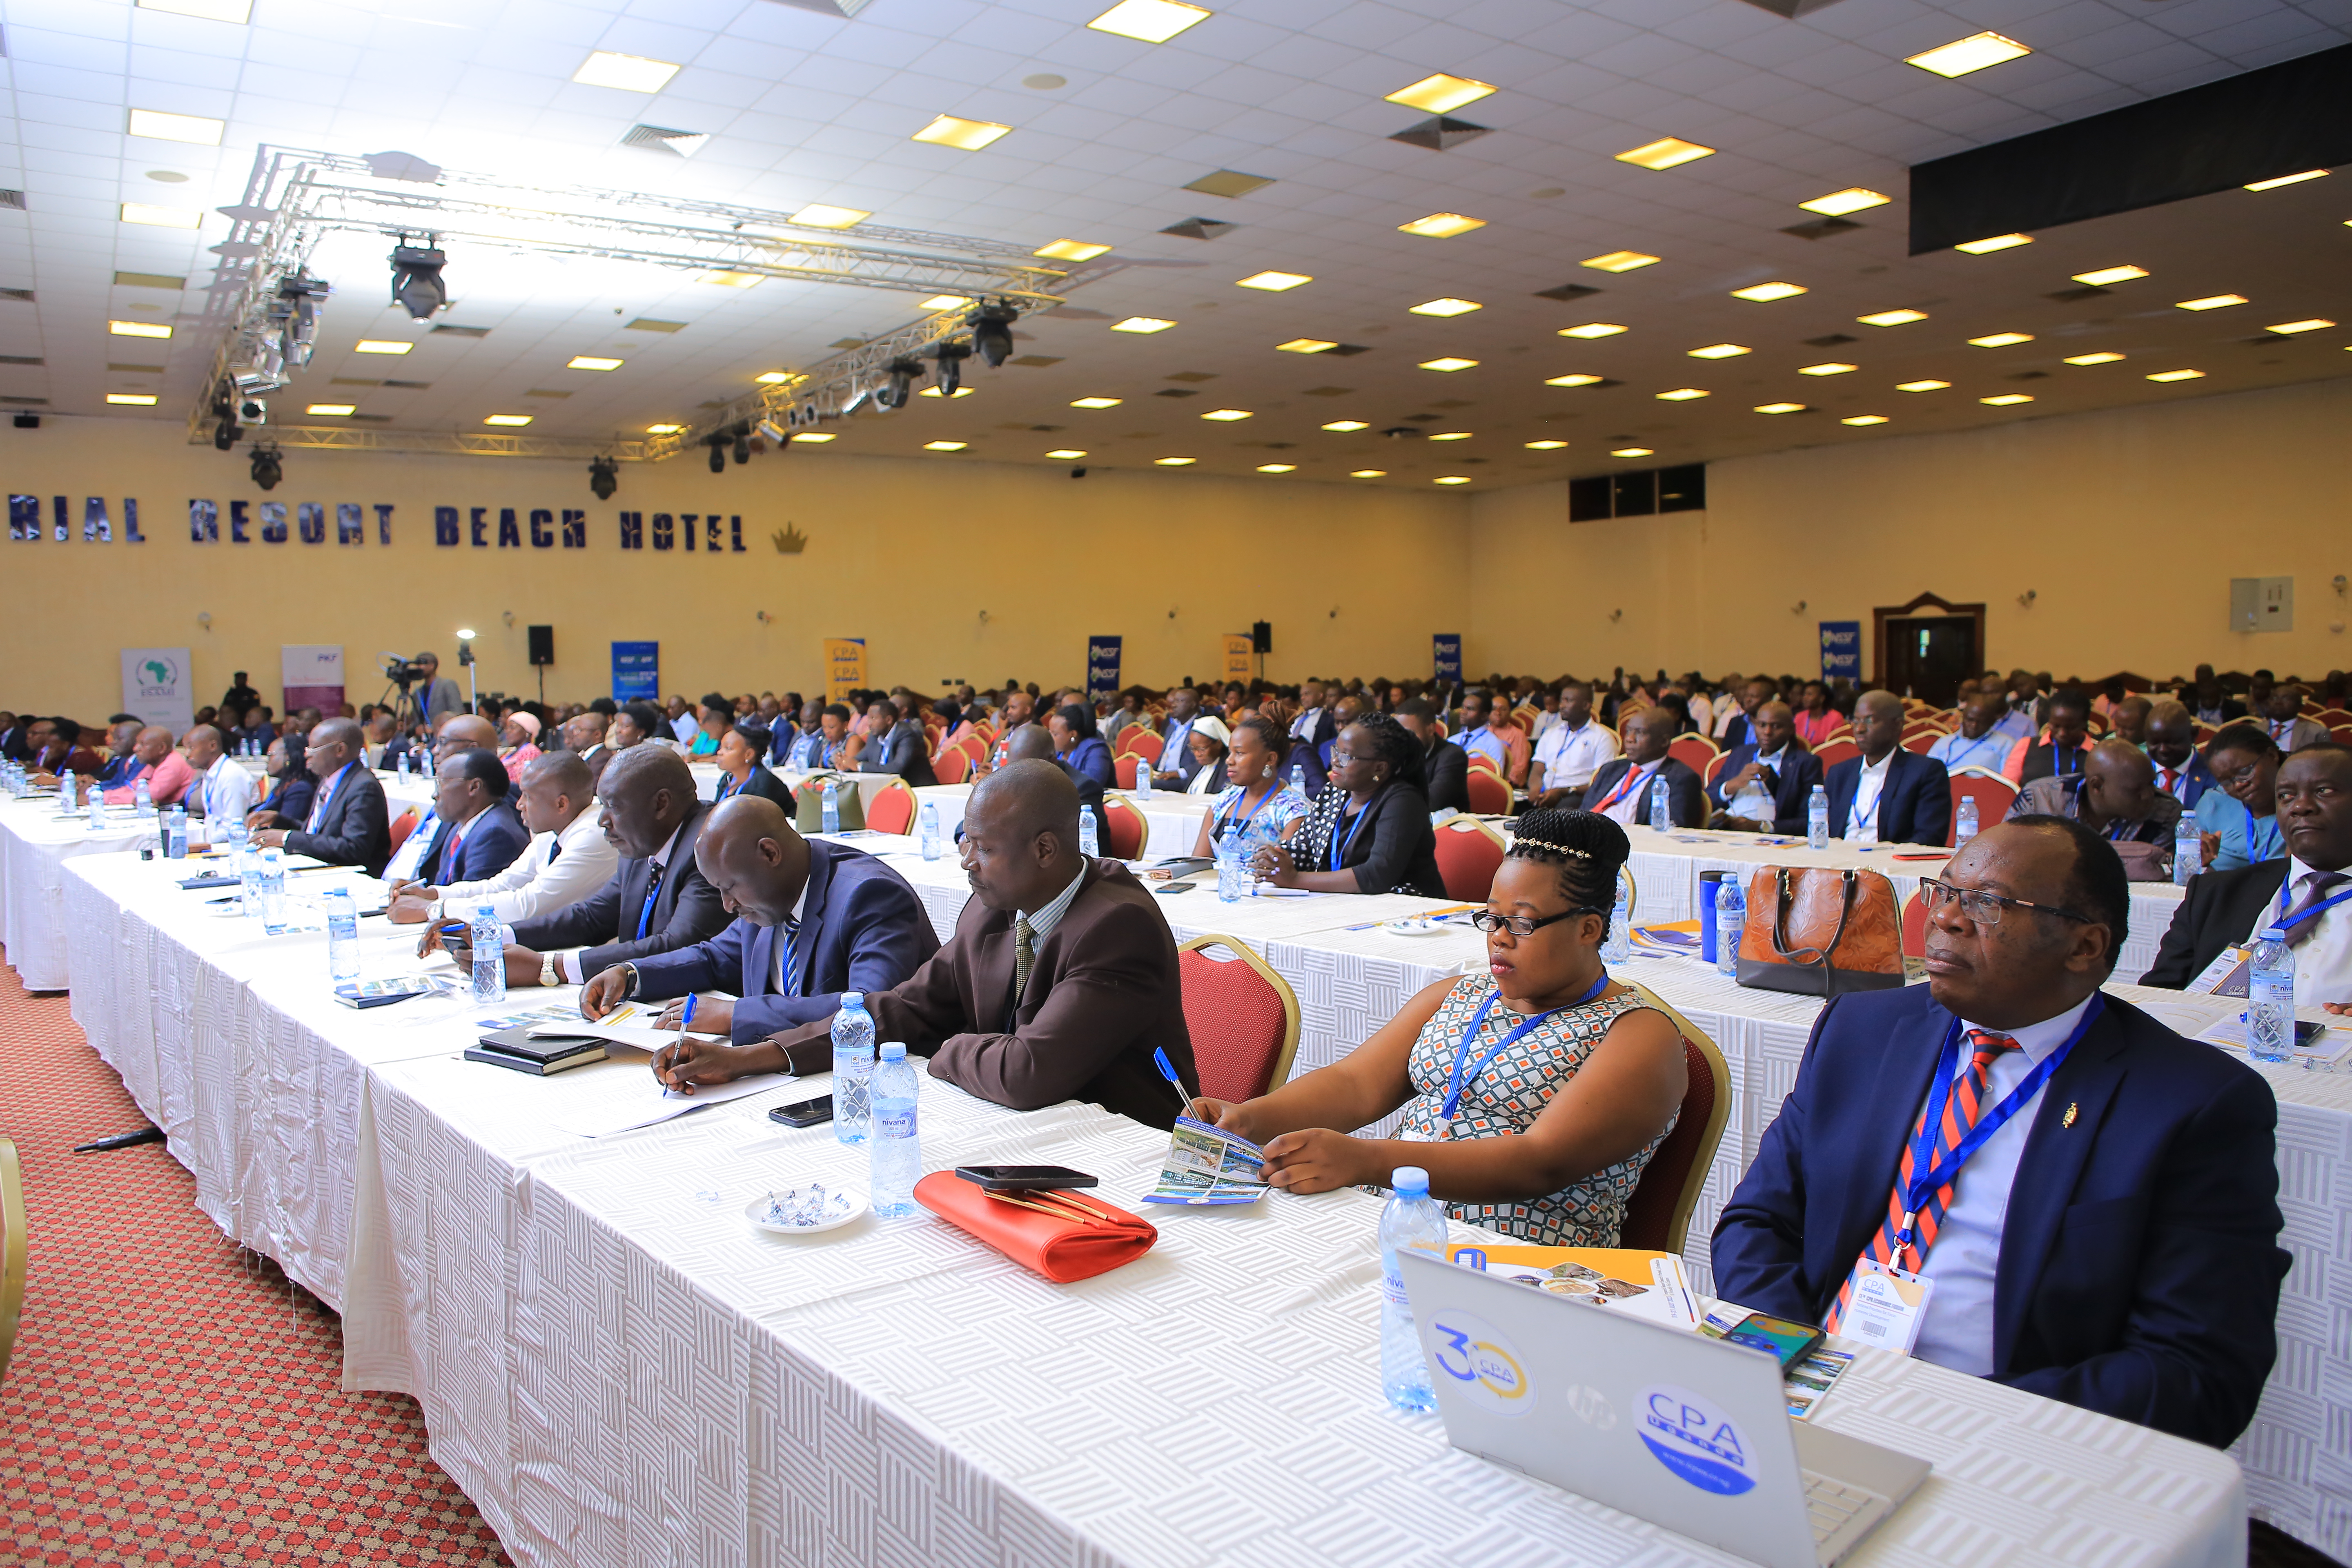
[1637,1385,1757,1495]
[1427,1311,1534,1417]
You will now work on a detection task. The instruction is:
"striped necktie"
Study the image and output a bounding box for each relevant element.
[1012,917,1036,1011]
[1824,1030,2019,1332]
[777,919,800,997]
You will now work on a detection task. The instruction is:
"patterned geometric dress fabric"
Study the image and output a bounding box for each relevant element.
[1394,976,1678,1245]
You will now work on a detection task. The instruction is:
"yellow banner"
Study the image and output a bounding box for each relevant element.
[824,637,866,705]
[1222,633,1254,684]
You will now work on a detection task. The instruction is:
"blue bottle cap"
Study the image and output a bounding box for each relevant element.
[879,1041,906,1061]
[1391,1165,1429,1197]
[2261,926,2288,942]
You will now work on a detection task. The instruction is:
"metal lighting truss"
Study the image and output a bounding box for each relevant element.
[187,146,1113,458]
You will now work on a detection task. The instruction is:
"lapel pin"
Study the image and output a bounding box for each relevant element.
[2062,1101,2078,1129]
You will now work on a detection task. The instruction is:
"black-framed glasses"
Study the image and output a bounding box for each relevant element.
[1470,906,1602,938]
[1919,878,2091,929]
[1327,748,1357,765]
[2213,757,2265,789]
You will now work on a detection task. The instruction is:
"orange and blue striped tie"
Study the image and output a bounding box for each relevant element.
[1824,1030,2018,1332]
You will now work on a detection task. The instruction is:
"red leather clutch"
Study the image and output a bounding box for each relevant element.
[913,1171,1157,1283]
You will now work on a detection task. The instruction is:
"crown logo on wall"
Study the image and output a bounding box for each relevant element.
[773,523,807,555]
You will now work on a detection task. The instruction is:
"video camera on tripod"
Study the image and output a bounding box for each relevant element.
[381,654,432,688]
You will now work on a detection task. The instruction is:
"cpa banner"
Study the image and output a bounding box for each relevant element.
[825,637,867,705]
[610,641,659,702]
[281,644,344,715]
[118,647,194,734]
[1086,635,1122,701]
[1433,633,1462,686]
[1222,633,1254,684]
[1818,621,1862,682]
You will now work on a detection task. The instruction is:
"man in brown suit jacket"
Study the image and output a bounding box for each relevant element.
[652,759,1199,1128]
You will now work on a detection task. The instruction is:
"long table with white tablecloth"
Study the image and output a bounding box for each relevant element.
[0,793,161,989]
[47,842,2271,1567]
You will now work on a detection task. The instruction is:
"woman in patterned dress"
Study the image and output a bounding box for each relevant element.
[1188,716,1310,858]
[1190,808,1686,1246]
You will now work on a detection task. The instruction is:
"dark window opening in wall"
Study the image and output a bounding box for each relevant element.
[1569,463,1706,521]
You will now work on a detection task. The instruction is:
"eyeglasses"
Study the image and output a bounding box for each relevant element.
[1918,878,2090,928]
[2213,757,2265,788]
[1470,906,1601,938]
[1327,749,1357,765]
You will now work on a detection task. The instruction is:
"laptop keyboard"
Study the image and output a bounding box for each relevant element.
[1803,1472,1878,1547]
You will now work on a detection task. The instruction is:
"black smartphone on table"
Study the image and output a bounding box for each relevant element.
[768,1095,834,1127]
[953,1164,1098,1191]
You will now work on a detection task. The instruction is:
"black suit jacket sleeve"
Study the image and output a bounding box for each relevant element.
[1346,785,1444,896]
[1665,760,1708,828]
[1773,752,1825,835]
[2141,862,2283,989]
[1421,741,1469,816]
[285,769,391,876]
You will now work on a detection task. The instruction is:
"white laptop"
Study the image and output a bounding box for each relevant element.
[1398,1251,1930,1568]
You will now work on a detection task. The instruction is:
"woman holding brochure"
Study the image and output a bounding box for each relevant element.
[1192,808,1686,1246]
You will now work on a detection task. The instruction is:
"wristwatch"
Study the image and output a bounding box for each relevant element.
[539,951,561,989]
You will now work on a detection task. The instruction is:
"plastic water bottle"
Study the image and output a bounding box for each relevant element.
[396,749,410,780]
[1715,877,1745,977]
[821,777,841,835]
[87,784,107,831]
[238,835,264,917]
[325,886,360,982]
[2247,926,2294,1063]
[1807,784,1830,850]
[1217,836,1243,902]
[868,1041,921,1217]
[1079,808,1100,859]
[831,993,876,1145]
[920,801,941,860]
[2174,814,2202,885]
[1604,875,1633,964]
[467,902,504,1002]
[1135,762,1153,801]
[165,805,188,860]
[1648,773,1670,831]
[1955,796,1979,848]
[134,775,154,819]
[1378,1166,1448,1414]
[58,771,75,814]
[258,848,288,934]
[1291,763,1306,797]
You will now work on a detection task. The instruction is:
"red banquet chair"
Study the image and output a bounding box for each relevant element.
[1176,935,1303,1103]
[1946,768,2018,846]
[1615,985,1733,1254]
[1462,766,1512,815]
[1432,814,1508,902]
[1102,794,1147,859]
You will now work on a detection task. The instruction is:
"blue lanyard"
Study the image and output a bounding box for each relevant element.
[2243,801,2283,862]
[1441,974,1609,1122]
[636,862,665,939]
[2275,878,2352,933]
[1893,997,2103,1258]
[1947,732,2001,770]
[1218,783,1278,836]
[1326,796,1375,871]
[1599,764,1653,813]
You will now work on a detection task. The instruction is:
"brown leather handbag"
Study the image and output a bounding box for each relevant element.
[1735,866,1906,996]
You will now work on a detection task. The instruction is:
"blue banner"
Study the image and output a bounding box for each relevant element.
[611,640,659,702]
[1433,633,1462,686]
[1086,635,1123,701]
[1819,621,1862,682]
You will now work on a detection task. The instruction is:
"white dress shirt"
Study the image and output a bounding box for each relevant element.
[438,806,619,926]
[2244,856,2352,1007]
[1842,751,1895,846]
[1289,705,1323,741]
[1725,746,1790,824]
[196,753,257,829]
[1588,762,1657,827]
[1533,720,1619,793]
[1912,995,2092,1376]
[670,713,700,744]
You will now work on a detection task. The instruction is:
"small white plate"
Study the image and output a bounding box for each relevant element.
[744,1184,867,1236]
[1383,917,1453,938]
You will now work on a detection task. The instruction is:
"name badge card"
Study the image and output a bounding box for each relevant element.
[1843,1260,1933,1355]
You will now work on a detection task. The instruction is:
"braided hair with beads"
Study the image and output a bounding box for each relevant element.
[1505,807,1632,935]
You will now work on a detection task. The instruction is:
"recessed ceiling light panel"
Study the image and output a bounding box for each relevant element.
[1154,456,1196,466]
[1610,447,1653,458]
[1525,439,1568,449]
[108,319,173,338]
[912,115,1012,151]
[1087,0,1210,43]
[2244,169,2327,192]
[1410,298,1482,316]
[1857,309,1927,327]
[1799,188,1889,216]
[2267,318,2334,335]
[2146,368,2205,382]
[120,203,201,228]
[1897,379,1951,392]
[1908,31,2031,78]
[127,109,224,145]
[1968,332,2034,347]
[923,440,968,451]
[1350,469,1387,477]
[1955,233,2032,254]
[1071,396,1123,408]
[1754,402,1806,414]
[1045,448,1087,459]
[1615,138,1714,170]
[572,51,680,92]
[305,403,356,416]
[1385,74,1495,114]
[1200,408,1252,421]
[2176,294,2248,311]
[2064,352,2125,365]
[1236,270,1311,291]
[1688,343,1749,359]
[1545,374,1603,387]
[788,204,869,229]
[1398,213,1485,238]
[1582,251,1660,273]
[107,393,161,406]
[1731,281,1806,302]
[1560,323,1628,339]
[1979,394,2034,405]
[1799,362,1857,376]
[1277,338,1336,353]
[1656,388,1708,401]
[2071,265,2148,286]
[484,414,533,426]
[1256,463,1296,473]
[354,340,412,354]
[1036,239,1111,261]
[1112,316,1176,333]
[568,355,623,370]
[1419,357,1478,372]
[1841,415,1889,426]
[1322,420,1368,431]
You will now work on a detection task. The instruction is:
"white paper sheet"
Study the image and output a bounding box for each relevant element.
[549,1068,789,1138]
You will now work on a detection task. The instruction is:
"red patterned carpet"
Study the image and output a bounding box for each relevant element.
[0,952,512,1566]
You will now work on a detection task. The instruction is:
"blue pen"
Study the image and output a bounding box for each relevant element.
[1152,1047,1192,1118]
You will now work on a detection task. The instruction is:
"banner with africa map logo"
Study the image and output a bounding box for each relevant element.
[119,648,194,735]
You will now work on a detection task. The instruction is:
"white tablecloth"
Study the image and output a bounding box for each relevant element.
[1,794,157,988]
[50,846,2284,1566]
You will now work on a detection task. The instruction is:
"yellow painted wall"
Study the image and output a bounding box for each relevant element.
[1467,376,2352,685]
[0,418,1470,719]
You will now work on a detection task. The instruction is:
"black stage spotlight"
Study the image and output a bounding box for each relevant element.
[249,442,282,491]
[389,242,448,321]
[706,435,727,474]
[965,304,1017,368]
[588,456,618,500]
[731,422,752,465]
[877,356,923,410]
[932,339,971,396]
[13,412,39,430]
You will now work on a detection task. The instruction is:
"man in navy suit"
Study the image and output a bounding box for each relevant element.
[1713,817,2287,1448]
[419,748,532,887]
[253,717,391,876]
[579,793,939,1042]
[1706,699,1822,834]
[1823,689,1951,847]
